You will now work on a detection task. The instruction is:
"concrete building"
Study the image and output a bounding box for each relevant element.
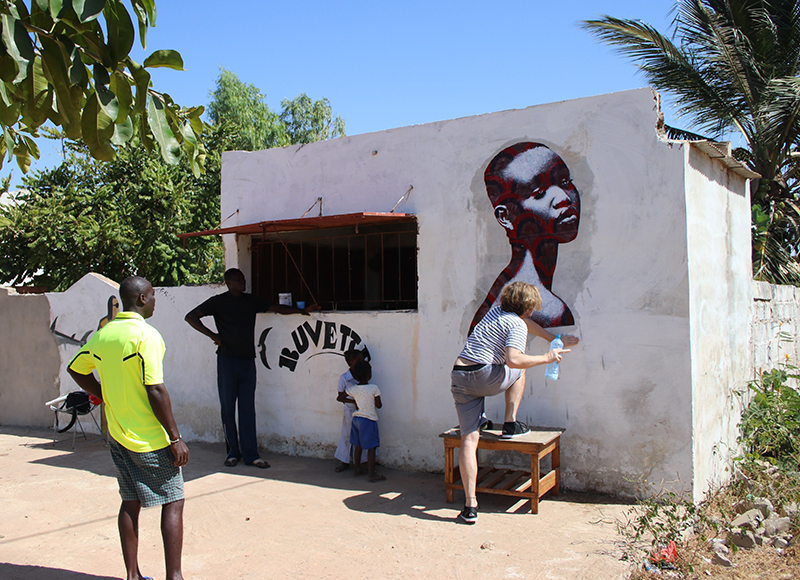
[3,88,780,501]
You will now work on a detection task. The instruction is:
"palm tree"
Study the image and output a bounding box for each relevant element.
[582,0,800,284]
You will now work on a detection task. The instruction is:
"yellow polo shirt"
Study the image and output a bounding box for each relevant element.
[68,312,169,453]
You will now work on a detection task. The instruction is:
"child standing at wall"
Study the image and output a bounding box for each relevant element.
[346,360,386,482]
[334,348,364,472]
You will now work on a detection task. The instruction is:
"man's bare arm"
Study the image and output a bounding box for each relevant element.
[268,303,321,316]
[185,308,222,346]
[522,318,580,347]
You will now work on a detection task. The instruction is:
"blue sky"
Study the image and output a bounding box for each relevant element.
[30,0,681,172]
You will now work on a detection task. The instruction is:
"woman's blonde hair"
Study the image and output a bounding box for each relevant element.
[500,282,541,316]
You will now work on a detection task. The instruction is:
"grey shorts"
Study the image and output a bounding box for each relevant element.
[451,364,523,435]
[109,437,184,508]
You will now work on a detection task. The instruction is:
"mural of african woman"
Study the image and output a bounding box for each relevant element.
[470,142,580,332]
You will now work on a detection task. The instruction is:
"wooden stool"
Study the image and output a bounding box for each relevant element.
[440,426,562,514]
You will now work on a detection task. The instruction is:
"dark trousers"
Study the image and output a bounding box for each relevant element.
[217,355,259,463]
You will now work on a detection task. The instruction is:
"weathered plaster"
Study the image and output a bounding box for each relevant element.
[0,287,60,427]
[685,147,752,501]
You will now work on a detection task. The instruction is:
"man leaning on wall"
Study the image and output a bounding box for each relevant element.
[185,268,319,469]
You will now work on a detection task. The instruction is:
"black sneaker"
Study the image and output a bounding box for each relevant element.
[459,504,478,524]
[501,421,530,439]
[479,419,494,432]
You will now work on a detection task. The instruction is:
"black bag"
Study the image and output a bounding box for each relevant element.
[57,391,92,433]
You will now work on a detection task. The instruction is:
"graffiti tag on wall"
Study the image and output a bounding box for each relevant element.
[258,319,367,372]
[50,295,119,348]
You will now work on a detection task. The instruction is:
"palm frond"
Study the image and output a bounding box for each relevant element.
[663,124,712,140]
[582,14,748,140]
[585,1,800,285]
[752,198,800,284]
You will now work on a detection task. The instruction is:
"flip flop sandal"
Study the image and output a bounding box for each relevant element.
[224,457,238,467]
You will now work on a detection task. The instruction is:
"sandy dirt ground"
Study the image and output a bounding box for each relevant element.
[0,427,634,580]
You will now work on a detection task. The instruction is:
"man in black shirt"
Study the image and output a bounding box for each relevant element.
[185,268,316,468]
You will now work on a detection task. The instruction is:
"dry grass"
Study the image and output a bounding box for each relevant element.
[631,544,799,579]
[620,462,800,580]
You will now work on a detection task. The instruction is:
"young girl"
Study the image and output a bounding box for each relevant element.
[346,360,386,482]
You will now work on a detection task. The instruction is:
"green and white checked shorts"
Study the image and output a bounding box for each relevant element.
[108,437,184,508]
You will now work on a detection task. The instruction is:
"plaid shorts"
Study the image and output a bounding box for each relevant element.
[109,437,184,508]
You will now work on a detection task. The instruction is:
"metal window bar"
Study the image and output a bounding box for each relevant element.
[252,225,417,311]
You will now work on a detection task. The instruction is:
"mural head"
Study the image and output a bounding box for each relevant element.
[352,360,372,384]
[119,276,155,318]
[224,268,246,295]
[485,142,580,243]
[500,281,541,317]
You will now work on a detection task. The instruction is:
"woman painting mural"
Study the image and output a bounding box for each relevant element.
[471,142,580,332]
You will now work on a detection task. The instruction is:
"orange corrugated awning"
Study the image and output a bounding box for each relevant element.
[177,212,416,240]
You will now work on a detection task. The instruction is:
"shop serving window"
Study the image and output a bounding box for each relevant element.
[251,218,417,311]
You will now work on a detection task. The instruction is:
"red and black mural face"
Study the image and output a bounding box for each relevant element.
[471,142,580,331]
[485,142,580,245]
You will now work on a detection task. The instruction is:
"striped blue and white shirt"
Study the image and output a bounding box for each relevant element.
[459,306,528,365]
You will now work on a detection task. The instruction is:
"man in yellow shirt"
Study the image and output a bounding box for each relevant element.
[68,276,189,580]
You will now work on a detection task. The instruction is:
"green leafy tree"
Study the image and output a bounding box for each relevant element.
[0,0,204,175]
[207,68,346,150]
[207,68,284,151]
[582,0,800,284]
[738,363,800,470]
[0,69,348,290]
[280,93,345,145]
[0,126,225,290]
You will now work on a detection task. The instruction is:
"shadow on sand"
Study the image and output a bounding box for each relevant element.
[0,563,118,580]
[13,427,629,523]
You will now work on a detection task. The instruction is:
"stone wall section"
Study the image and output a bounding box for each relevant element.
[751,281,800,385]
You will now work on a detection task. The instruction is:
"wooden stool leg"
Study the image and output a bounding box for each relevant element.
[445,441,454,504]
[531,450,540,514]
[551,437,561,496]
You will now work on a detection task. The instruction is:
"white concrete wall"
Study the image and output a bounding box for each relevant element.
[47,273,120,405]
[218,88,714,496]
[0,287,60,427]
[150,284,222,441]
[42,276,224,438]
[2,88,761,500]
[685,147,753,501]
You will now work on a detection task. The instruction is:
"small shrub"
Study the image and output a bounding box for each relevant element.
[737,363,800,471]
[617,487,712,576]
